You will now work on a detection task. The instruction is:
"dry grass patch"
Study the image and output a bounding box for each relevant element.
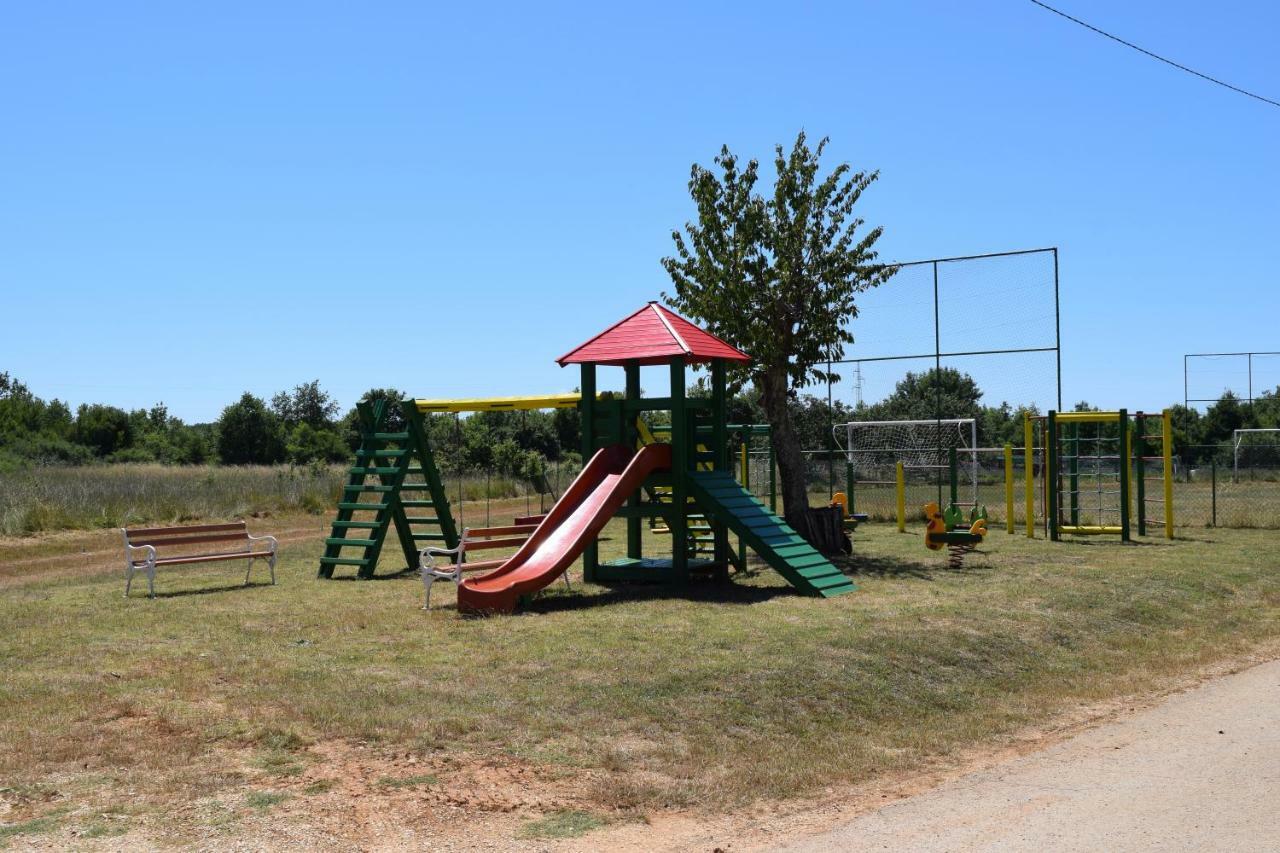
[0,518,1277,847]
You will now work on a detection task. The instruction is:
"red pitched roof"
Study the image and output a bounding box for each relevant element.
[557,302,751,367]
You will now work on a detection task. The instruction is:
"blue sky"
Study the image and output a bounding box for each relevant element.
[2,1,1277,423]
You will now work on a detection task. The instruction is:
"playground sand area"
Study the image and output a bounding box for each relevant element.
[2,515,1278,849]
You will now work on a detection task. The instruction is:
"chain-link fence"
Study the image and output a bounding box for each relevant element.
[751,442,1280,532]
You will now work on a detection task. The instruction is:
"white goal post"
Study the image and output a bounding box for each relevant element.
[1233,428,1280,480]
[833,418,979,506]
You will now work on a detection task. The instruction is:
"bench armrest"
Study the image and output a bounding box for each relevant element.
[420,543,463,570]
[247,533,278,552]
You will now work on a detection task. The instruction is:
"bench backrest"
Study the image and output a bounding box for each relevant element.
[123,522,251,552]
[460,524,538,553]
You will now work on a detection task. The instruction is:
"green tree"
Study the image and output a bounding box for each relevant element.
[863,368,984,423]
[272,380,340,430]
[216,393,285,465]
[663,132,894,521]
[73,404,134,457]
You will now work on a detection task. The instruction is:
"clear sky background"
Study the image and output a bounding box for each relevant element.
[2,1,1277,423]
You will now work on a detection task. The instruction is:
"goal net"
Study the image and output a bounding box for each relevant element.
[834,419,979,506]
[1233,429,1280,480]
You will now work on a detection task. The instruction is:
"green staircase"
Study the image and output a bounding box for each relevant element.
[689,471,855,597]
[318,400,459,579]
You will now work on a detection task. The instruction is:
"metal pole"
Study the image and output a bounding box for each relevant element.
[1053,247,1062,411]
[1004,443,1014,534]
[933,260,943,506]
[1048,411,1059,541]
[1119,409,1131,542]
[1211,459,1217,527]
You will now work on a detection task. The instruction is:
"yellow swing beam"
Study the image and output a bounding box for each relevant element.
[414,393,582,413]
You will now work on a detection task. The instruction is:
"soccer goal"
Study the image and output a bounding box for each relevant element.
[1233,428,1280,481]
[834,418,979,508]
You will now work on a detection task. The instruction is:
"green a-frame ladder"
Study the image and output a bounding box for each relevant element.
[318,399,459,579]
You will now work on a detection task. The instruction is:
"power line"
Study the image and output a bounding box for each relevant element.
[1028,0,1280,109]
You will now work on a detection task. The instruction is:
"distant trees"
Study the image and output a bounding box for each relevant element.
[215,393,285,465]
[3,366,1276,471]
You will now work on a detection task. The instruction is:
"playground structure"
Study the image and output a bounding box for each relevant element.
[1021,409,1174,541]
[320,302,856,613]
[922,501,988,568]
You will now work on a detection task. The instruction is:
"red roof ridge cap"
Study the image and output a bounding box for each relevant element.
[650,302,691,355]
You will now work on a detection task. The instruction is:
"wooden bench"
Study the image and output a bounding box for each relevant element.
[120,522,278,598]
[420,523,567,608]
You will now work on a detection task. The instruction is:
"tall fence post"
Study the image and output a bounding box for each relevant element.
[1211,459,1217,528]
[1004,443,1014,534]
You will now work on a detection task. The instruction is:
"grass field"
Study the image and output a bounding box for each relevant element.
[1,512,1277,848]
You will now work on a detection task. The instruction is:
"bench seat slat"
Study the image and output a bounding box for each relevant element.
[125,522,246,538]
[458,536,528,551]
[464,525,539,537]
[127,532,252,548]
[134,550,273,567]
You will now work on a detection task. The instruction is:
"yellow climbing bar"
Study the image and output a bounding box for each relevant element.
[414,393,581,413]
[1053,411,1123,423]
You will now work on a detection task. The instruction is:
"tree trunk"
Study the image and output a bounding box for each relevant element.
[757,366,811,526]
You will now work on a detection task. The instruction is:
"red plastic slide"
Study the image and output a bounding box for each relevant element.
[456,442,672,615]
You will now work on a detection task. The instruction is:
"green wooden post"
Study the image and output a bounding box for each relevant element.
[1047,411,1060,541]
[769,438,777,514]
[669,357,689,579]
[846,460,855,515]
[1118,408,1131,542]
[710,360,729,573]
[625,362,642,561]
[580,363,598,581]
[739,437,748,568]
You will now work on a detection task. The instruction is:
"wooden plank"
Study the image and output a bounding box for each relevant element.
[464,525,538,537]
[150,551,271,566]
[125,522,245,537]
[128,532,250,548]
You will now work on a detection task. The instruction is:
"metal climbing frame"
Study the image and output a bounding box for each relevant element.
[1047,410,1131,542]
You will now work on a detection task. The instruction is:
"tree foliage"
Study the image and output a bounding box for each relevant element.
[662,132,895,520]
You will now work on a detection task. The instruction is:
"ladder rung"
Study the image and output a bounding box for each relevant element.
[373,432,409,440]
[356,449,407,458]
[404,467,425,475]
[411,533,449,541]
[319,557,369,566]
[399,484,433,490]
[326,537,377,547]
[338,502,387,511]
[349,467,399,476]
[400,500,436,508]
[345,485,394,493]
[332,520,381,529]
[403,516,440,525]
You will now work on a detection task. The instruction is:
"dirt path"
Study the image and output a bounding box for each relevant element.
[0,518,329,589]
[773,658,1280,852]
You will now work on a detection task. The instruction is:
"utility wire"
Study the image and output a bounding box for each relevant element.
[1028,0,1280,109]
